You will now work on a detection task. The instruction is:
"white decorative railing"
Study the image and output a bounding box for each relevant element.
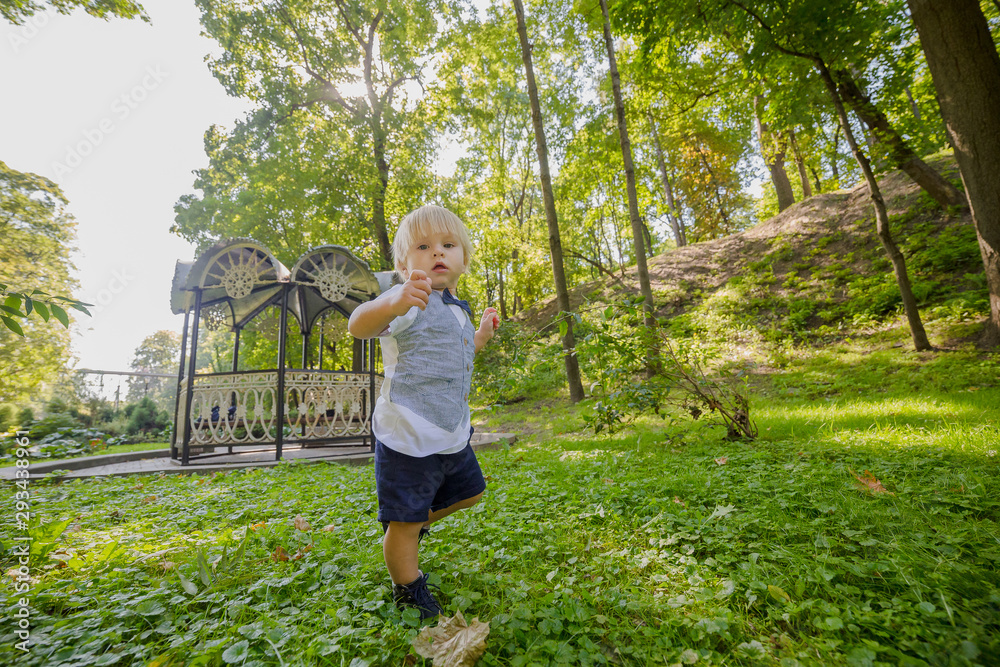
[179,371,381,447]
[285,371,381,440]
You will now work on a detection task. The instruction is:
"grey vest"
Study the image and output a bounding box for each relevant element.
[389,291,476,432]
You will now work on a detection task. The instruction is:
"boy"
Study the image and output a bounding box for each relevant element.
[348,205,499,619]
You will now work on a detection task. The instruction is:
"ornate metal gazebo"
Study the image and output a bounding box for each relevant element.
[169,239,390,465]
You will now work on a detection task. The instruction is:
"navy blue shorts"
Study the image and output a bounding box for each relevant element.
[374,433,487,523]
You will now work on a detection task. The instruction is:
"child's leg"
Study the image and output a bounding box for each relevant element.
[425,491,483,526]
[383,521,425,585]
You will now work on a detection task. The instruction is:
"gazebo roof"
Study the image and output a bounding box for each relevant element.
[171,238,289,330]
[289,245,381,335]
[171,238,383,334]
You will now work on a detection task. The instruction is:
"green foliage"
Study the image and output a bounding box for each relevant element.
[0,284,92,337]
[0,403,13,432]
[473,321,566,404]
[572,297,756,439]
[27,413,79,440]
[17,406,34,426]
[126,397,169,436]
[1,0,147,25]
[0,161,93,404]
[127,330,180,412]
[11,426,125,462]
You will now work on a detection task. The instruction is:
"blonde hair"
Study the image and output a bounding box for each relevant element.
[392,205,473,276]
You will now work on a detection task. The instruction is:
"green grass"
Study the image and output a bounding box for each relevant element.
[2,343,999,665]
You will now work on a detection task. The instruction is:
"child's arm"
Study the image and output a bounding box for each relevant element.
[348,271,432,339]
[474,307,500,353]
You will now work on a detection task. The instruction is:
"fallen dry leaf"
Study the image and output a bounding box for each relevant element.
[321,524,338,532]
[714,457,728,466]
[292,545,313,561]
[65,523,83,534]
[411,610,490,667]
[294,515,312,531]
[271,546,290,562]
[142,495,158,504]
[851,469,895,495]
[673,496,686,506]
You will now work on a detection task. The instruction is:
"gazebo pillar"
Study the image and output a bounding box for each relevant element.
[318,317,324,370]
[180,288,203,466]
[352,337,364,373]
[275,284,289,461]
[369,338,377,451]
[171,308,190,460]
[232,327,241,372]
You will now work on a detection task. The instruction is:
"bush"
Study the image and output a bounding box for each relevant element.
[28,413,80,440]
[0,404,14,432]
[17,407,34,428]
[126,397,168,435]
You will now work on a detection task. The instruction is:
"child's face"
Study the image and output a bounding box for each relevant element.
[402,229,466,291]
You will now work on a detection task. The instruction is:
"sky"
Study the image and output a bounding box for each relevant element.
[1,0,256,381]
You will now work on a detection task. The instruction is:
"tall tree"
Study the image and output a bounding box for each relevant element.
[190,0,440,269]
[834,70,965,208]
[127,330,181,411]
[0,161,80,403]
[907,0,1000,346]
[754,95,795,211]
[512,0,585,402]
[648,112,687,247]
[597,0,657,372]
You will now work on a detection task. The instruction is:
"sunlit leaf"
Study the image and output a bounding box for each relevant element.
[50,303,70,328]
[1,315,24,336]
[178,573,199,596]
[221,640,250,664]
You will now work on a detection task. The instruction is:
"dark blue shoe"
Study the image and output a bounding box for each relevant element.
[393,572,443,620]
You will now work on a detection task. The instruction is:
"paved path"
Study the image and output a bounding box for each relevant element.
[0,433,516,482]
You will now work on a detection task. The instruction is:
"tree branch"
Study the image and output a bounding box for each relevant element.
[276,6,356,114]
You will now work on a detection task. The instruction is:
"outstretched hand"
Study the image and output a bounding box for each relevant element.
[475,307,499,353]
[479,307,500,334]
[392,270,432,316]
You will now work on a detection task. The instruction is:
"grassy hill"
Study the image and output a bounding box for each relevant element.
[521,154,987,353]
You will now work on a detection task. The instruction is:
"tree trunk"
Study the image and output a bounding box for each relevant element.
[498,266,507,321]
[512,0,585,401]
[830,124,841,184]
[789,129,813,199]
[905,86,922,122]
[836,71,966,209]
[753,96,796,211]
[818,62,932,351]
[810,166,822,194]
[600,0,658,373]
[907,0,1000,346]
[648,111,687,247]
